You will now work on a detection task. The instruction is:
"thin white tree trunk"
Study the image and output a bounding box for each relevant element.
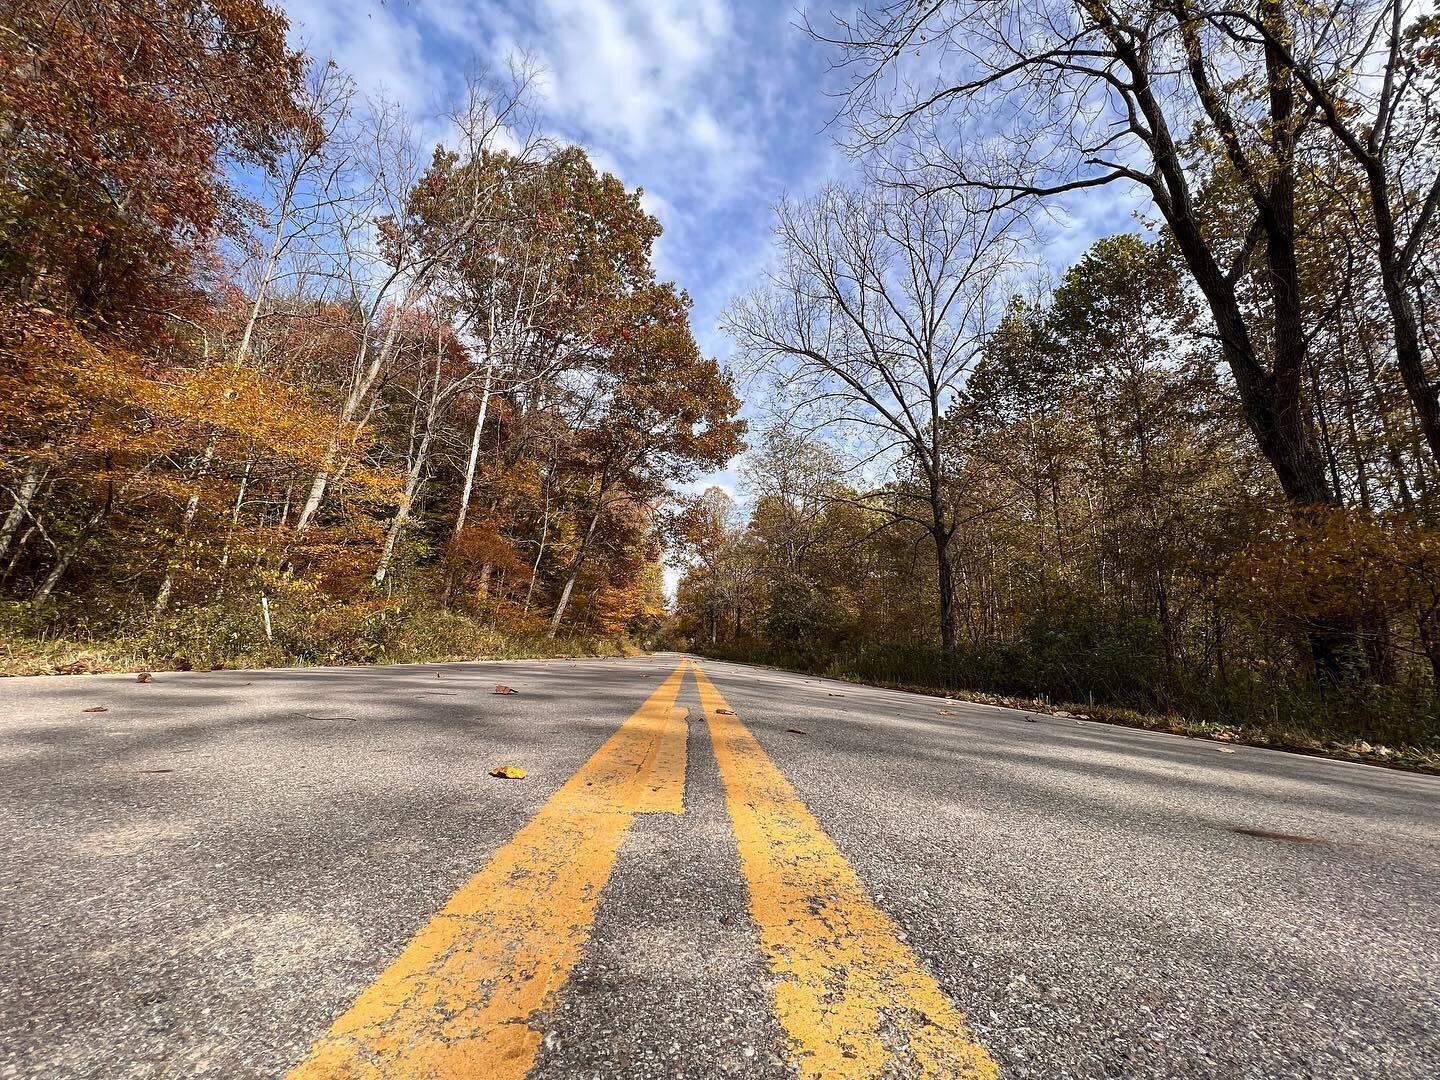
[373,428,433,586]
[31,504,106,609]
[0,460,45,563]
[523,486,552,615]
[295,286,414,534]
[154,440,217,612]
[548,494,605,637]
[454,361,494,536]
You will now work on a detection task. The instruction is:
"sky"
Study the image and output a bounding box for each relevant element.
[274,0,1146,590]
[277,1,840,411]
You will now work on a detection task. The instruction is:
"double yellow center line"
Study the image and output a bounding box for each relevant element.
[290,660,997,1079]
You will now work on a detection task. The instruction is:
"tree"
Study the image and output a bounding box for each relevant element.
[0,0,306,330]
[547,284,744,634]
[727,183,1018,651]
[818,0,1379,673]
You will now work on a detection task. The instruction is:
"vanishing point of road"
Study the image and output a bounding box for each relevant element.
[1,654,1436,1079]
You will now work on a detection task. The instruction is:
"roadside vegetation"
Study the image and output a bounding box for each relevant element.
[0,1,742,673]
[674,2,1440,768]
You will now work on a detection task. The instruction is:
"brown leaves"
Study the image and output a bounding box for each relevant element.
[136,672,152,683]
[494,685,519,695]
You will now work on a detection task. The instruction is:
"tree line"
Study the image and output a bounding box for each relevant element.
[0,0,742,666]
[676,0,1440,749]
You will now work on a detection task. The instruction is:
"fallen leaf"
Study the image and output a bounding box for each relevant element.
[490,764,527,779]
[1217,747,1236,754]
[936,709,956,716]
[494,685,519,695]
[827,692,845,697]
[1024,715,1038,723]
[786,728,808,735]
[136,672,153,683]
[717,708,736,716]
[139,769,173,774]
[305,714,357,722]
[82,706,108,713]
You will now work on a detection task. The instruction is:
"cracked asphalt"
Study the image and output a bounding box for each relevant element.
[1,653,1437,1078]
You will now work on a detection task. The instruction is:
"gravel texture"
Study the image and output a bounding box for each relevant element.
[2,653,1437,1079]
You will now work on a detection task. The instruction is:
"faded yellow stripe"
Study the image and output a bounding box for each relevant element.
[288,661,690,1079]
[691,661,999,1080]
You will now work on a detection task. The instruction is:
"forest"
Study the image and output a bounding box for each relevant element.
[673,1,1440,761]
[0,0,742,672]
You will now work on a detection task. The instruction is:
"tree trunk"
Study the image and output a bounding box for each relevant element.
[1379,262,1440,469]
[548,497,605,638]
[454,362,494,537]
[295,284,417,534]
[155,440,217,613]
[0,460,45,563]
[373,428,434,586]
[933,525,957,653]
[31,504,107,609]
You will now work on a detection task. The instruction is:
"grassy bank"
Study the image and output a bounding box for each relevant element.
[698,643,1440,775]
[0,597,639,677]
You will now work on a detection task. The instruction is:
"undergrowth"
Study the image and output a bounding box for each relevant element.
[698,642,1440,774]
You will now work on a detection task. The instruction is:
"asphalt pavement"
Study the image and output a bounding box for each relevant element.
[1,653,1436,1079]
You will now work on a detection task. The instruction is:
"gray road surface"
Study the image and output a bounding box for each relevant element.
[1,654,1436,1079]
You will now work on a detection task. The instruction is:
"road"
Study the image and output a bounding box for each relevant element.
[1,653,1436,1079]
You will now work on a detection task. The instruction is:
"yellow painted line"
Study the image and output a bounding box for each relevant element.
[691,661,999,1080]
[288,662,690,1079]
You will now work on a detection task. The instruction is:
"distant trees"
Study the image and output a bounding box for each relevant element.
[727,184,1020,650]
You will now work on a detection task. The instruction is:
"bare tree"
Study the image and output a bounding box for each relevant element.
[820,1,1342,505]
[293,66,541,534]
[1190,0,1440,468]
[816,0,1385,673]
[727,183,1019,651]
[154,59,360,612]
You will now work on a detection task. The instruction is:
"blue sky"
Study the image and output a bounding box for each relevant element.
[276,0,1146,594]
[277,1,841,398]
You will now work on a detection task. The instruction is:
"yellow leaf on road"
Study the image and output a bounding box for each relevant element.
[490,765,527,779]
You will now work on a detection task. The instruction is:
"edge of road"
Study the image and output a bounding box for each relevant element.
[687,653,1440,782]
